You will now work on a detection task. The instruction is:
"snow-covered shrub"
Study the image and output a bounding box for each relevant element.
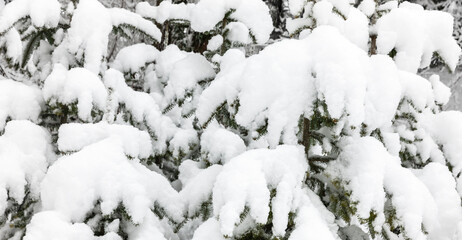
[0,0,461,240]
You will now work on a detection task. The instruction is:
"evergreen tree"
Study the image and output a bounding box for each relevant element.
[0,0,461,240]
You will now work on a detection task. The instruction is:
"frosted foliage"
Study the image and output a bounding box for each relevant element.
[198,26,404,147]
[66,0,160,73]
[212,145,307,237]
[43,64,108,121]
[58,122,153,159]
[180,164,222,216]
[0,79,43,129]
[376,2,461,73]
[0,0,60,33]
[40,138,183,224]
[422,111,462,195]
[137,0,273,44]
[104,69,177,154]
[329,137,462,240]
[0,121,51,215]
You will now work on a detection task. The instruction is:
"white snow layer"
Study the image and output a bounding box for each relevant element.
[58,122,153,159]
[43,64,108,121]
[0,121,52,215]
[66,0,160,73]
[376,2,461,73]
[213,145,315,237]
[0,79,43,129]
[200,126,246,164]
[40,138,184,224]
[136,0,273,44]
[197,26,407,147]
[112,43,159,73]
[0,0,60,33]
[328,137,462,240]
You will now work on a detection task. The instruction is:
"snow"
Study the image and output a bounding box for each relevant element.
[180,164,222,216]
[40,137,184,224]
[0,79,43,129]
[288,0,307,16]
[5,28,22,63]
[43,64,108,121]
[112,43,159,73]
[66,0,161,73]
[126,211,175,240]
[200,126,246,164]
[212,145,307,237]
[313,1,334,26]
[207,35,223,51]
[0,1,461,239]
[138,0,273,45]
[0,0,60,34]
[197,26,405,147]
[422,111,462,187]
[163,53,215,102]
[429,74,451,105]
[376,1,461,73]
[58,122,153,159]
[110,8,162,41]
[327,137,460,240]
[399,71,435,110]
[415,163,462,240]
[0,121,51,215]
[23,211,99,240]
[225,22,250,44]
[358,0,376,17]
[229,0,273,44]
[191,218,225,240]
[103,68,177,154]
